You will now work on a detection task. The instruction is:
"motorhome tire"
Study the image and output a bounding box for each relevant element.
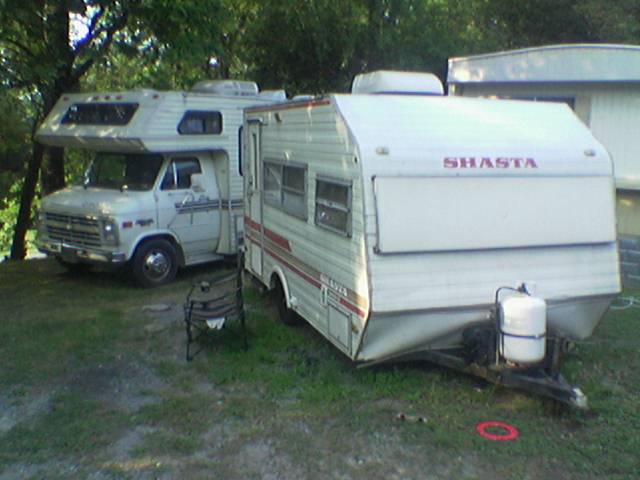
[274,280,302,326]
[132,239,178,287]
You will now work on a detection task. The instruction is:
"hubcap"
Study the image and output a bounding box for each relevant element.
[144,250,170,280]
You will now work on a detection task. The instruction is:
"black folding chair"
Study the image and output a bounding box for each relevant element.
[183,257,247,361]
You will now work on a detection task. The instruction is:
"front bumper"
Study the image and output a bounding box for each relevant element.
[38,240,127,264]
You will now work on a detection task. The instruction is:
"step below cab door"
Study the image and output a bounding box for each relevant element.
[156,155,221,257]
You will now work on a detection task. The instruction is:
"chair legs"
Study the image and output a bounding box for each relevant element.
[184,256,248,361]
[185,319,205,362]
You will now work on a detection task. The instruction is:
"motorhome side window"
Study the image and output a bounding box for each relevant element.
[263,162,307,219]
[177,111,223,135]
[315,179,351,236]
[161,158,201,190]
[62,103,138,125]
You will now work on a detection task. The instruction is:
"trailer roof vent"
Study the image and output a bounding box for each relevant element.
[192,80,259,96]
[351,70,444,95]
[259,89,287,102]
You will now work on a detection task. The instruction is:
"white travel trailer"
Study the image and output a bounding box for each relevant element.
[36,80,284,286]
[242,71,621,407]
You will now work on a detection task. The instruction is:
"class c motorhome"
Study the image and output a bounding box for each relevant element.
[35,80,284,286]
[241,70,621,407]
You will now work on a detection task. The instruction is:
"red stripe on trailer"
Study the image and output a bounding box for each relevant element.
[245,221,368,318]
[244,215,292,252]
[340,298,368,318]
[264,228,292,252]
[264,245,322,290]
[244,216,261,233]
[246,99,331,114]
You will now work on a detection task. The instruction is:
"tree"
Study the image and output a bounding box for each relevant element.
[1,0,135,259]
[478,0,640,49]
[241,0,489,94]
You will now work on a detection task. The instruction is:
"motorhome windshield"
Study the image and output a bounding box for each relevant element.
[86,152,163,191]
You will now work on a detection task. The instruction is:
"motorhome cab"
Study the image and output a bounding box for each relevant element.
[35,80,284,286]
[242,70,621,407]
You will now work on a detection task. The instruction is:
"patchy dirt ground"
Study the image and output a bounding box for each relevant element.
[1,260,638,479]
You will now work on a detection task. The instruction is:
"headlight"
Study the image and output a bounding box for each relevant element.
[100,217,120,246]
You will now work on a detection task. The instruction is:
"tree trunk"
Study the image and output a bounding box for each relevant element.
[10,142,44,260]
[41,146,66,194]
[365,0,381,71]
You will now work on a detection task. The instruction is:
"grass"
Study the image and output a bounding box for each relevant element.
[0,258,639,478]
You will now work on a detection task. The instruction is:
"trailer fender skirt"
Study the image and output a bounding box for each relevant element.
[476,421,519,441]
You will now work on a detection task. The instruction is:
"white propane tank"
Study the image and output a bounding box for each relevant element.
[499,294,547,364]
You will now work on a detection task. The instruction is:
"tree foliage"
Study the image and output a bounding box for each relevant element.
[1,0,640,257]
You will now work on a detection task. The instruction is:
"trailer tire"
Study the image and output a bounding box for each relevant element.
[273,279,302,326]
[132,239,178,288]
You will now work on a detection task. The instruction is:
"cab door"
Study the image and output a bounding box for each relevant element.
[244,120,263,276]
[156,155,221,257]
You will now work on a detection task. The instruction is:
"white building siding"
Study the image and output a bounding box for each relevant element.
[448,44,640,83]
[449,82,640,189]
[588,86,640,188]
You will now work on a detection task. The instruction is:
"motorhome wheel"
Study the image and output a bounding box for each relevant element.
[132,239,178,287]
[273,280,302,326]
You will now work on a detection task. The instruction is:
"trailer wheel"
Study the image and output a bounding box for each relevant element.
[132,239,178,288]
[273,279,302,326]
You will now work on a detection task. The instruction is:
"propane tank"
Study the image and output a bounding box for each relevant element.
[499,294,546,364]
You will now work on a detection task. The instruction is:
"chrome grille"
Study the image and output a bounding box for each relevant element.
[44,212,101,247]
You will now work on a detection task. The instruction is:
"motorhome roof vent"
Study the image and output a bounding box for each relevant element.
[259,89,287,102]
[191,80,259,96]
[351,70,444,95]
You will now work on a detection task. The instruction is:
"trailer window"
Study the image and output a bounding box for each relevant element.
[263,161,307,220]
[264,162,283,207]
[178,111,223,135]
[161,158,201,190]
[282,166,306,218]
[315,179,351,236]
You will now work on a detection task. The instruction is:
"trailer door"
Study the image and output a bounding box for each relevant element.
[246,121,263,276]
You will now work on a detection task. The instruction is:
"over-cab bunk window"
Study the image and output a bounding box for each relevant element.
[61,103,138,125]
[263,161,307,219]
[178,111,223,135]
[315,178,352,236]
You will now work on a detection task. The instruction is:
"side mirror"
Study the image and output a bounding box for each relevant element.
[191,173,205,193]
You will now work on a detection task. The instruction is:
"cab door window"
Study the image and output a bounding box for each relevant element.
[161,158,201,190]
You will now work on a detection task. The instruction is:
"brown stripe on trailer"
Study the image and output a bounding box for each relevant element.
[244,219,369,318]
[245,98,331,114]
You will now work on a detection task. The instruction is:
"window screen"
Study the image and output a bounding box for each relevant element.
[161,158,201,190]
[315,179,351,235]
[61,103,138,125]
[264,162,282,207]
[263,162,307,219]
[178,111,223,134]
[282,166,306,218]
